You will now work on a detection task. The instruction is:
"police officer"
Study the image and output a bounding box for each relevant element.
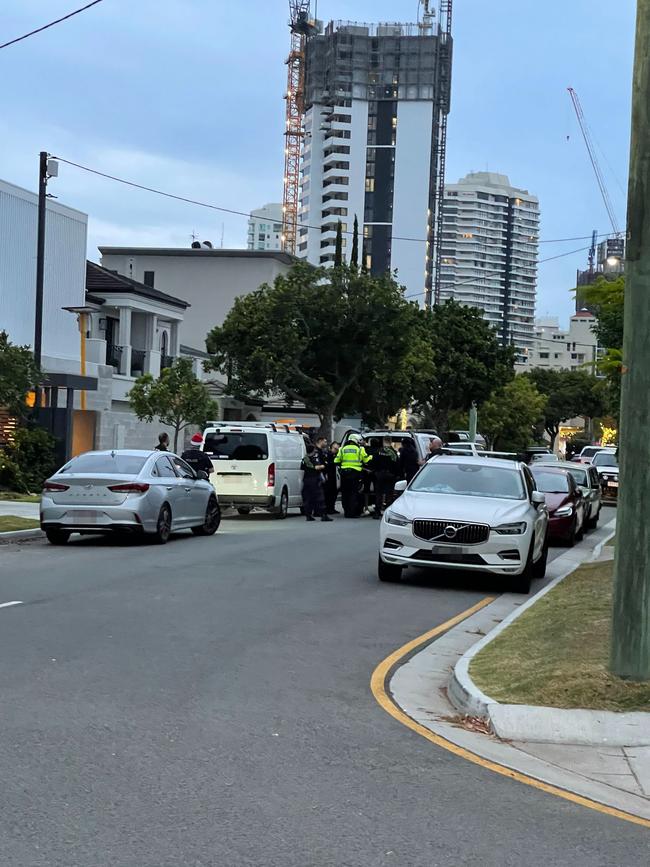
[155,432,170,452]
[372,436,399,518]
[301,443,332,522]
[181,433,214,476]
[334,434,371,518]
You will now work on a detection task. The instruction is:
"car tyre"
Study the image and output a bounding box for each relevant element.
[510,540,534,594]
[532,533,549,579]
[45,529,70,546]
[566,519,577,548]
[587,507,600,530]
[192,496,221,536]
[378,556,403,583]
[237,507,251,516]
[153,504,172,544]
[275,488,289,520]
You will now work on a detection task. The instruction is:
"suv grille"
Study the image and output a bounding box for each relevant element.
[413,520,490,545]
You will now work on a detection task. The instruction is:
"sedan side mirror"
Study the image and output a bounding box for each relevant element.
[531,491,546,507]
[197,470,209,481]
[394,480,408,494]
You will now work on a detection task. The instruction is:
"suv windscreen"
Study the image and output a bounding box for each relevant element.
[410,463,525,500]
[204,432,269,460]
[60,454,147,475]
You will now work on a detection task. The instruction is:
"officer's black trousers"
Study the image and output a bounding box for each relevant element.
[340,469,362,517]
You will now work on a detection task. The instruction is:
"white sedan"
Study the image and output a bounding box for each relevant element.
[378,456,549,593]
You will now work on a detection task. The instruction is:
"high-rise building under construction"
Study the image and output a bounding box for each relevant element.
[295,12,452,303]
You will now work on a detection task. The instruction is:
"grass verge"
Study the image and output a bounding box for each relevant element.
[0,516,40,533]
[0,492,40,503]
[470,561,650,713]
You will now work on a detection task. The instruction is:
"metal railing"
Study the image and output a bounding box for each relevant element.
[160,354,174,370]
[130,349,146,377]
[107,344,122,369]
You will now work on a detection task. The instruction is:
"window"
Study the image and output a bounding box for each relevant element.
[143,271,155,287]
[531,469,570,494]
[411,463,526,500]
[203,432,269,461]
[61,453,148,475]
[171,456,195,479]
[538,352,550,359]
[156,457,177,478]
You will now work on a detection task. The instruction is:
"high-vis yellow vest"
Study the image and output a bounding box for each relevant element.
[335,444,370,472]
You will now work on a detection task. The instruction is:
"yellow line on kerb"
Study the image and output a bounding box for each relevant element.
[370,598,650,830]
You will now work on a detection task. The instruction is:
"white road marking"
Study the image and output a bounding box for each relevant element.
[0,600,23,609]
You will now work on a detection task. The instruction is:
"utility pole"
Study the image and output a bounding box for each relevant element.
[34,151,49,369]
[610,0,650,681]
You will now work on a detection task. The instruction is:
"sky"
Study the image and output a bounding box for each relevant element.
[0,0,637,323]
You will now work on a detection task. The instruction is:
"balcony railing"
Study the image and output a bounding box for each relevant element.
[161,354,174,370]
[130,349,146,377]
[107,344,122,369]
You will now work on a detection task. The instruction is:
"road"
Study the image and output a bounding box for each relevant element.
[0,512,643,866]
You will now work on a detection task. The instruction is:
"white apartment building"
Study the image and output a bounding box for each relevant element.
[517,310,601,373]
[296,19,452,299]
[247,203,283,251]
[439,172,540,356]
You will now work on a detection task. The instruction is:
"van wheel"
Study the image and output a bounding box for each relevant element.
[237,507,251,516]
[275,488,289,519]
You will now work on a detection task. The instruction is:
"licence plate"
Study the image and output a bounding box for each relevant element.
[69,510,99,522]
[608,481,619,489]
[431,545,465,561]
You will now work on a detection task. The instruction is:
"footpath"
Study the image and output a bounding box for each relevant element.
[389,514,650,824]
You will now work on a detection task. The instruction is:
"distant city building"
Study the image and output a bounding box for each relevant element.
[575,237,625,312]
[439,172,540,358]
[247,203,283,251]
[516,310,601,374]
[296,17,452,299]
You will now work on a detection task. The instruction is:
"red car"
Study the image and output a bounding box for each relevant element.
[531,466,586,546]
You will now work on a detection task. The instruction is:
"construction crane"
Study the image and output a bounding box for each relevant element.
[281,2,315,255]
[568,87,622,238]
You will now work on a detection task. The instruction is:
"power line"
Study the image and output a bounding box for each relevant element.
[0,1,105,51]
[52,154,615,248]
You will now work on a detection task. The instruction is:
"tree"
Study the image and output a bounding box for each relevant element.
[577,276,624,418]
[526,368,605,450]
[334,220,344,266]
[0,331,40,418]
[128,358,217,452]
[205,262,434,437]
[479,377,546,452]
[350,215,359,269]
[415,301,515,436]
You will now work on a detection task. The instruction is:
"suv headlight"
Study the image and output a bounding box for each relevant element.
[384,510,412,527]
[493,522,527,535]
[555,505,573,517]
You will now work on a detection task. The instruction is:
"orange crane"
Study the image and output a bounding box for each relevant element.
[281,2,315,255]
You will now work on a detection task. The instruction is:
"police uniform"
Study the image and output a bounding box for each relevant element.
[372,445,399,518]
[334,440,371,518]
[301,453,327,520]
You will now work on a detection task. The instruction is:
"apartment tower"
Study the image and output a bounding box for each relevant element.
[439,172,539,356]
[296,16,452,301]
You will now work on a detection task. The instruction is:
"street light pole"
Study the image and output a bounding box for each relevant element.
[610,0,650,681]
[34,150,49,369]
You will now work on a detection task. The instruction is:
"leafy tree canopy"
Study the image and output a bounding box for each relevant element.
[480,376,546,452]
[525,368,605,449]
[205,263,434,436]
[576,276,624,419]
[0,331,40,418]
[128,358,217,452]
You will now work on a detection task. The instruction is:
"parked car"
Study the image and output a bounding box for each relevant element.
[378,456,549,593]
[202,422,305,517]
[530,465,586,546]
[448,430,488,447]
[521,446,554,464]
[530,451,558,464]
[577,445,605,465]
[348,429,433,462]
[40,450,220,545]
[537,460,602,530]
[592,448,619,501]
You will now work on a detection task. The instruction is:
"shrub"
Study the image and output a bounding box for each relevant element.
[7,427,58,491]
[0,452,25,492]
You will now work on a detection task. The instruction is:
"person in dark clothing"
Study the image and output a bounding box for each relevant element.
[181,433,214,476]
[155,432,170,452]
[399,437,420,482]
[361,437,381,515]
[372,436,399,518]
[324,441,340,514]
[301,443,332,522]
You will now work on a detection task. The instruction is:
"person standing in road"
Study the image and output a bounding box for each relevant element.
[181,433,214,476]
[426,436,445,461]
[372,436,399,519]
[335,434,371,518]
[301,443,332,522]
[155,432,170,452]
[324,441,340,514]
[399,437,419,482]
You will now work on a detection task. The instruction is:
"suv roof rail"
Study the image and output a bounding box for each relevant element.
[204,421,299,433]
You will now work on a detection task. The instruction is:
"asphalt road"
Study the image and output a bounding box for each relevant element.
[0,510,643,867]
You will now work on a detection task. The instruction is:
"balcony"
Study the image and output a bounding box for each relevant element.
[130,349,146,377]
[107,343,122,369]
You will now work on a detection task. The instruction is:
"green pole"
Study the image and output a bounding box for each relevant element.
[610,0,650,681]
[468,402,477,444]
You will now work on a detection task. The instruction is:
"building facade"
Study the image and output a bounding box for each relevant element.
[439,172,540,357]
[516,310,600,373]
[296,18,452,299]
[247,203,283,251]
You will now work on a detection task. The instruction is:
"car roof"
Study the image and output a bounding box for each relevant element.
[542,460,590,470]
[71,449,159,457]
[531,464,570,473]
[428,455,522,470]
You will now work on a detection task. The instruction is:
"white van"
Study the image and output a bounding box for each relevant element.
[201,423,306,518]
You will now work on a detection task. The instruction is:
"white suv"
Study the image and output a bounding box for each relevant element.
[378,456,549,593]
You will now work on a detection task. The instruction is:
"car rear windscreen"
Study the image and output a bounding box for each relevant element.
[532,470,570,493]
[567,467,588,486]
[411,463,525,500]
[61,454,148,475]
[204,432,269,460]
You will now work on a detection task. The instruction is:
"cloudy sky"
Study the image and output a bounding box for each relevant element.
[0,0,636,322]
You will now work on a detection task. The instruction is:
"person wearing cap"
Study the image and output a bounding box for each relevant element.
[181,433,214,476]
[334,434,371,518]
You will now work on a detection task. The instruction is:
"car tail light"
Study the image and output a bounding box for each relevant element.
[267,463,276,488]
[107,483,150,494]
[43,481,69,492]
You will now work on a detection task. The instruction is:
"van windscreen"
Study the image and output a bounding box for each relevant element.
[204,432,268,460]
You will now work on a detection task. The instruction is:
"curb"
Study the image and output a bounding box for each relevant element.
[0,528,43,541]
[448,525,650,747]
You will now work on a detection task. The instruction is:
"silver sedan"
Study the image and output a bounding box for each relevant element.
[40,450,220,545]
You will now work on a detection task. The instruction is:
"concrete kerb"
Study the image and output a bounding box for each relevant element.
[448,521,650,748]
[0,528,43,541]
